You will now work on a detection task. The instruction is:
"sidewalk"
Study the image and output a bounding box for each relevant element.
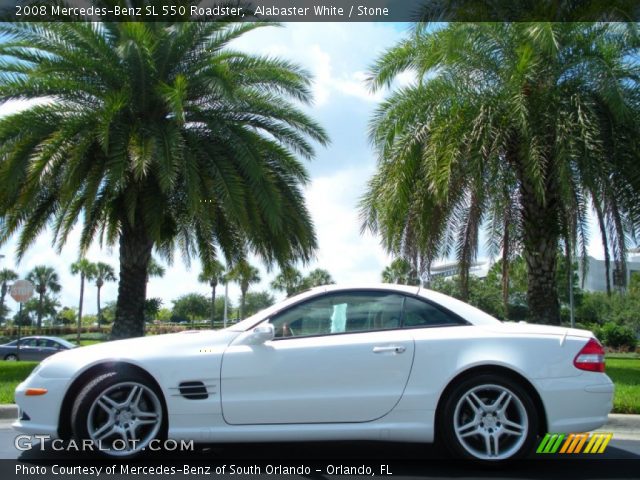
[1,404,639,439]
[594,413,640,440]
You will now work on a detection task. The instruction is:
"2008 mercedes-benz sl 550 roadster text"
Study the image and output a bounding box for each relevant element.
[13,284,613,462]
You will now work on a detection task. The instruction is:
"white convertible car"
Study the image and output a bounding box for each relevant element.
[14,284,613,462]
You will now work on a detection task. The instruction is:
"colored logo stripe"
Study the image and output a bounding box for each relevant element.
[537,433,565,453]
[537,433,613,454]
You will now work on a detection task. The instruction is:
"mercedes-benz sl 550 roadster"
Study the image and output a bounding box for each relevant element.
[13,284,613,461]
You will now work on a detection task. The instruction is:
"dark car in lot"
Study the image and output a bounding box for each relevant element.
[0,336,76,361]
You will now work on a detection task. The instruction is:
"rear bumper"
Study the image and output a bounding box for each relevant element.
[536,373,614,433]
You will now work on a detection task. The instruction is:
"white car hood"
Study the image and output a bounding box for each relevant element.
[38,329,240,378]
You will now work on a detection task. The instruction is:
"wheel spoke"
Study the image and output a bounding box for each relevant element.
[92,420,116,441]
[491,433,500,456]
[484,434,493,456]
[135,409,158,419]
[136,418,158,426]
[126,424,138,442]
[125,385,140,407]
[466,392,487,412]
[501,418,525,436]
[131,386,144,409]
[98,395,119,412]
[119,427,130,445]
[493,391,512,412]
[456,420,480,438]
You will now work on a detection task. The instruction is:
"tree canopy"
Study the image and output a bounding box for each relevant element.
[0,18,328,337]
[362,22,640,324]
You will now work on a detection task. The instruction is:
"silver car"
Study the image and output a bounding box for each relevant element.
[0,336,76,361]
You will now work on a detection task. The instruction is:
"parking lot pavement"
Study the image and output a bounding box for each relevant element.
[1,418,639,459]
[1,419,638,479]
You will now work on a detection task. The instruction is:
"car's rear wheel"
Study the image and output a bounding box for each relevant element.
[440,374,538,462]
[5,354,18,361]
[71,371,164,458]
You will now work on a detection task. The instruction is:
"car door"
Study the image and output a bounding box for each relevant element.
[220,290,415,425]
[16,338,39,361]
[38,339,62,360]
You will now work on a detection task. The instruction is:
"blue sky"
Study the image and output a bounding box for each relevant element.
[0,22,607,315]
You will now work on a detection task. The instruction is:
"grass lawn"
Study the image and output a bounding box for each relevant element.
[605,356,640,414]
[0,362,38,404]
[0,357,638,414]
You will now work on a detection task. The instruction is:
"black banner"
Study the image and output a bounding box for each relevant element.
[1,0,639,22]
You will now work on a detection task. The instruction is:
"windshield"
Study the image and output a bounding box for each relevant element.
[54,338,77,349]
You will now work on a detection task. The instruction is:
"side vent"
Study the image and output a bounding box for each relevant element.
[178,381,208,400]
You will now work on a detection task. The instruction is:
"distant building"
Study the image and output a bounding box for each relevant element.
[429,260,490,280]
[579,248,640,292]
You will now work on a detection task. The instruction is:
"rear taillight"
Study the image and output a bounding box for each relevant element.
[573,338,606,372]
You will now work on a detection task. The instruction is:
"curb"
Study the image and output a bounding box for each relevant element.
[594,413,640,440]
[0,404,17,420]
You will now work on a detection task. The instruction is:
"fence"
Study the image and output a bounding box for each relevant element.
[0,320,239,340]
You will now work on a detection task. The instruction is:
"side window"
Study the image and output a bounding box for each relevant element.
[19,338,38,347]
[403,296,466,328]
[269,291,404,339]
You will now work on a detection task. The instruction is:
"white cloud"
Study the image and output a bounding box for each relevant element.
[231,22,407,106]
[303,167,392,284]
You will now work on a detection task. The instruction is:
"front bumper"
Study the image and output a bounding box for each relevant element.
[12,375,70,439]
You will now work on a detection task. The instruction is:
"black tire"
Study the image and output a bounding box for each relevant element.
[439,373,538,462]
[4,354,18,361]
[71,370,166,458]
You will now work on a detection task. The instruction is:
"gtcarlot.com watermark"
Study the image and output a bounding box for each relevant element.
[15,434,194,452]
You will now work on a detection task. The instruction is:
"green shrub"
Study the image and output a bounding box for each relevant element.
[598,322,637,351]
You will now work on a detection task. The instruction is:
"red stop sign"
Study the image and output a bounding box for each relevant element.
[10,280,34,303]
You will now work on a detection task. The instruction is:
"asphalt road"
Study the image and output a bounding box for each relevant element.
[1,420,639,479]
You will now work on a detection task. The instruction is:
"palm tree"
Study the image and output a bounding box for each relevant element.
[198,259,226,328]
[381,258,420,285]
[71,258,97,343]
[362,23,640,324]
[0,268,18,324]
[94,262,116,327]
[228,259,261,320]
[146,257,166,282]
[23,295,61,327]
[0,17,328,339]
[271,265,304,297]
[26,265,61,332]
[302,268,335,289]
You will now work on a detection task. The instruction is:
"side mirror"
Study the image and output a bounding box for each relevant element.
[247,323,275,345]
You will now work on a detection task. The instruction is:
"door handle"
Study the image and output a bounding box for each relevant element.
[373,345,406,354]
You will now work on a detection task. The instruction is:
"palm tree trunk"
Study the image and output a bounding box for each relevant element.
[0,284,6,324]
[77,273,84,345]
[240,290,246,320]
[112,219,153,339]
[501,226,510,320]
[37,290,44,332]
[593,201,611,296]
[210,283,216,329]
[519,172,561,325]
[97,285,102,328]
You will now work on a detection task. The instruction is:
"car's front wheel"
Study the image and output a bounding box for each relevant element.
[71,371,164,458]
[440,373,538,462]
